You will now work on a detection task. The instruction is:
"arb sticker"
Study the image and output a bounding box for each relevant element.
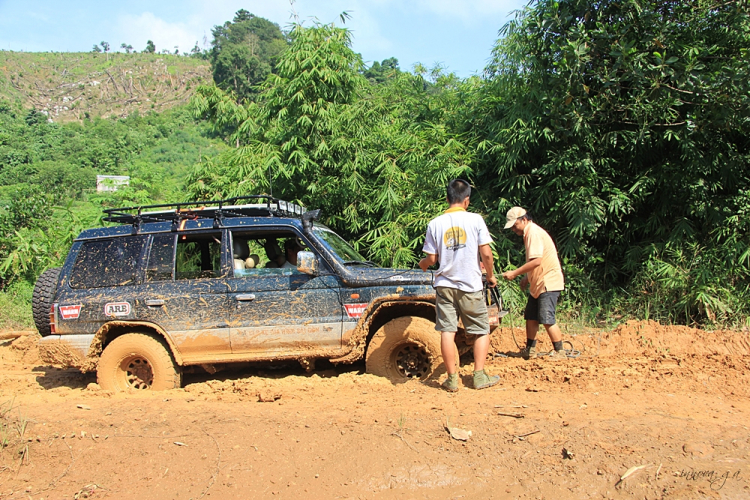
[104,302,131,317]
[344,303,367,318]
[59,305,82,320]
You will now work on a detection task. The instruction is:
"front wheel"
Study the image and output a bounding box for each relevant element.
[97,333,181,392]
[365,316,457,384]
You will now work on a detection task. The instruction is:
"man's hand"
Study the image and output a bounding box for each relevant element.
[502,258,540,283]
[478,244,497,288]
[419,254,437,272]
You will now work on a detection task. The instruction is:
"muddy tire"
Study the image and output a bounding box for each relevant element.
[32,267,61,337]
[98,333,181,392]
[365,316,457,384]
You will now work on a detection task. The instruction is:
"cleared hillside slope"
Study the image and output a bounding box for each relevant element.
[0,51,212,122]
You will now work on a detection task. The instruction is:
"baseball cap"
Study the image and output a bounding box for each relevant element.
[504,207,527,229]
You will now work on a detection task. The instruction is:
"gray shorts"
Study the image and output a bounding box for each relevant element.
[524,291,561,325]
[435,287,490,335]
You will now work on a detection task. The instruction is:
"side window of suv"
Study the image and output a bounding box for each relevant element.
[69,236,147,289]
[175,232,223,280]
[231,231,307,277]
[145,233,177,282]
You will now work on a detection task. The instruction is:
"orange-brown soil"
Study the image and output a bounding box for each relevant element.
[0,320,748,500]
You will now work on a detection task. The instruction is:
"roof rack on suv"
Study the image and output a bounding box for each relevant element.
[102,195,306,231]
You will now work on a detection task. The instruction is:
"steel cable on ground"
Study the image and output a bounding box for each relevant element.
[492,284,602,360]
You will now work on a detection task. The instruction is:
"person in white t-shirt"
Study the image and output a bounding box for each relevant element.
[419,179,499,392]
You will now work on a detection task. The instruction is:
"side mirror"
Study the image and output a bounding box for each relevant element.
[297,251,319,276]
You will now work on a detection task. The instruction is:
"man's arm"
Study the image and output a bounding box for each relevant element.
[479,244,497,287]
[502,257,541,281]
[419,253,438,272]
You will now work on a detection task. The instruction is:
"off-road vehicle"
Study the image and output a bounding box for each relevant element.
[33,196,501,391]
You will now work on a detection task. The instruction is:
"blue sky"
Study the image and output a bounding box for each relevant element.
[0,0,529,78]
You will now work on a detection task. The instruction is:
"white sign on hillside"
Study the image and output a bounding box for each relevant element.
[96,175,130,192]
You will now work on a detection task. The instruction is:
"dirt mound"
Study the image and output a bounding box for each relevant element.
[3,333,41,365]
[600,320,750,357]
[491,320,750,358]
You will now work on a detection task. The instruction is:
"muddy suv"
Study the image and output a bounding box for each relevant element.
[33,196,501,391]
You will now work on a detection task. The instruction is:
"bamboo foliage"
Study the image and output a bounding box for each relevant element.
[189,23,474,268]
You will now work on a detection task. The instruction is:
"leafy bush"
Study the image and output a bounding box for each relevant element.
[0,281,33,329]
[472,0,750,327]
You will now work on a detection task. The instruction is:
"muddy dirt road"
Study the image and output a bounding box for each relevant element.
[0,320,748,499]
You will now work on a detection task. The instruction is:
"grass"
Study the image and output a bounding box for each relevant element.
[0,398,30,468]
[0,282,33,331]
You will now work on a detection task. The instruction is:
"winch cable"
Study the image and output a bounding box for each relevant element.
[491,285,588,359]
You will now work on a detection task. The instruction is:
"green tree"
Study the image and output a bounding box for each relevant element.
[473,0,750,324]
[190,23,473,267]
[144,40,156,53]
[189,41,206,59]
[209,10,288,102]
[100,41,110,61]
[363,57,401,84]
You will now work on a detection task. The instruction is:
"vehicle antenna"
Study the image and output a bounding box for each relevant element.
[268,162,273,198]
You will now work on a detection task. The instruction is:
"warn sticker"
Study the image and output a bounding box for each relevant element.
[344,303,368,318]
[104,302,131,317]
[59,305,82,320]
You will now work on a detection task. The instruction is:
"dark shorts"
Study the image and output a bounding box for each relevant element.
[524,291,561,325]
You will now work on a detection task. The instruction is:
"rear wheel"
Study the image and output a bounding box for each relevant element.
[32,267,61,337]
[365,316,458,384]
[97,333,181,392]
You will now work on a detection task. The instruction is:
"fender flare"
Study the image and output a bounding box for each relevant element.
[87,320,184,366]
[332,297,436,364]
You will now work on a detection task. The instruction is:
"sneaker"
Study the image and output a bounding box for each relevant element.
[519,345,537,360]
[547,349,567,360]
[473,370,500,390]
[441,373,459,392]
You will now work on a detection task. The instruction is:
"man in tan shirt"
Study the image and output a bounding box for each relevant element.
[501,207,566,359]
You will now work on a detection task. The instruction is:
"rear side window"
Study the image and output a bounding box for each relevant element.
[146,233,177,282]
[69,236,147,289]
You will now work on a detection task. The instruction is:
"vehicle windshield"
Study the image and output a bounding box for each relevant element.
[313,227,369,264]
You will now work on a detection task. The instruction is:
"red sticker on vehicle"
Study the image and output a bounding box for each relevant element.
[59,305,82,320]
[104,302,131,317]
[344,303,368,318]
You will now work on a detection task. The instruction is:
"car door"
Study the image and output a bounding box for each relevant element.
[135,231,232,360]
[226,229,344,355]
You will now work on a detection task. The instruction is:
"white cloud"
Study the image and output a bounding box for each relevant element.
[113,2,295,54]
[115,12,199,54]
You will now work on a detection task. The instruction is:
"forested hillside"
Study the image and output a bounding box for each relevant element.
[0,51,211,122]
[1,1,748,330]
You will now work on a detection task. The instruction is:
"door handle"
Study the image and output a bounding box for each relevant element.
[145,299,164,307]
[236,294,256,301]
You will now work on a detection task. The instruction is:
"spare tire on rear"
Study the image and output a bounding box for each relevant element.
[32,267,61,337]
